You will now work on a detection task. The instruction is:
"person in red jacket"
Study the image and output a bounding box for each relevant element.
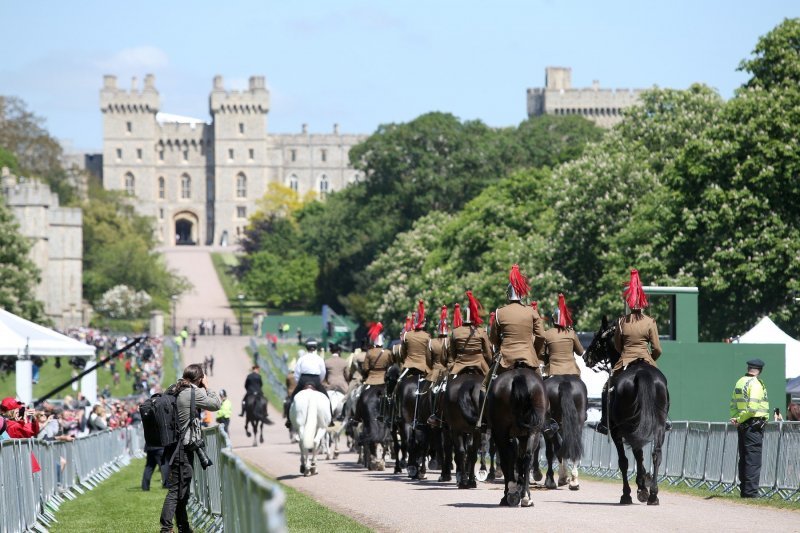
[1,397,40,438]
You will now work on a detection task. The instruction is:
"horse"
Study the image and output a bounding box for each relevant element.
[583,316,670,506]
[440,370,484,487]
[355,383,389,471]
[323,390,346,459]
[289,388,332,476]
[787,403,800,421]
[396,370,431,480]
[487,366,548,507]
[532,375,587,490]
[244,390,273,447]
[384,364,407,474]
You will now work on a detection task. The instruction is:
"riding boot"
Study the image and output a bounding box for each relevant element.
[596,386,609,435]
[543,418,560,439]
[239,399,246,417]
[284,400,293,429]
[427,385,442,428]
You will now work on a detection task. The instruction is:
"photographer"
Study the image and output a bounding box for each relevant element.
[0,397,40,438]
[160,364,220,533]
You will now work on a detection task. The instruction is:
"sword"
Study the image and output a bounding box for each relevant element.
[412,375,423,429]
[476,349,502,429]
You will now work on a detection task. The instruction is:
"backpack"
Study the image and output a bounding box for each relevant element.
[139,391,179,447]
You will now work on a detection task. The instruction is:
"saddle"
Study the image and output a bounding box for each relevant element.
[457,366,482,376]
[512,360,535,370]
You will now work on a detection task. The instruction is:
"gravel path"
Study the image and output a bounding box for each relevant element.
[165,247,800,533]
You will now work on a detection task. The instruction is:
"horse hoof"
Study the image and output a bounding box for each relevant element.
[407,465,418,478]
[458,482,469,489]
[394,466,402,474]
[333,452,339,459]
[310,467,317,475]
[637,488,649,503]
[569,484,580,491]
[558,478,568,487]
[467,479,477,489]
[476,469,488,482]
[506,492,521,507]
[438,474,451,482]
[252,443,257,447]
[545,479,557,490]
[533,470,543,482]
[521,496,533,508]
[304,470,311,477]
[487,471,496,482]
[455,473,463,485]
[499,496,509,507]
[376,461,385,472]
[245,432,251,437]
[620,495,633,505]
[300,464,306,474]
[648,496,659,506]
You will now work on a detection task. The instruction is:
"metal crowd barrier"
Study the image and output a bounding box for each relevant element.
[188,426,287,533]
[0,425,144,533]
[250,339,288,399]
[576,421,800,500]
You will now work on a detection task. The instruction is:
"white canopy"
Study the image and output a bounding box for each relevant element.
[577,356,607,398]
[0,308,95,357]
[736,316,800,379]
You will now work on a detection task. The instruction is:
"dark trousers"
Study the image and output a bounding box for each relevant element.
[142,448,169,490]
[218,417,230,434]
[160,459,194,532]
[737,420,764,498]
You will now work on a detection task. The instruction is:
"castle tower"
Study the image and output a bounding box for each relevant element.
[209,76,269,245]
[100,74,159,208]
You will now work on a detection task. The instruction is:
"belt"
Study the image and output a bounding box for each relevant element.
[300,373,321,377]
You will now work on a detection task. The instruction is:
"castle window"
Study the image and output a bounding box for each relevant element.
[126,121,132,133]
[159,150,164,161]
[158,176,165,199]
[239,122,244,134]
[116,148,122,160]
[136,148,143,160]
[288,174,298,192]
[321,149,327,162]
[181,174,191,199]
[228,148,234,160]
[236,173,247,199]
[290,149,296,162]
[159,208,164,220]
[236,206,247,219]
[124,172,135,196]
[183,150,188,161]
[319,174,329,199]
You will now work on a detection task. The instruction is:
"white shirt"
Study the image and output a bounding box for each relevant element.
[294,350,327,381]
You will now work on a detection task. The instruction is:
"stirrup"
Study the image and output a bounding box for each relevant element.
[595,423,608,435]
[427,415,442,428]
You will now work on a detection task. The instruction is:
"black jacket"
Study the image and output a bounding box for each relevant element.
[244,372,263,394]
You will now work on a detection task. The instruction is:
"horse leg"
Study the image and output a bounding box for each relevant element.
[495,432,515,506]
[648,428,665,505]
[439,429,453,482]
[455,433,468,488]
[245,415,251,437]
[613,432,632,504]
[558,458,568,487]
[633,448,648,503]
[489,435,500,480]
[532,440,543,482]
[520,434,535,507]
[466,430,480,488]
[569,461,580,490]
[543,436,557,489]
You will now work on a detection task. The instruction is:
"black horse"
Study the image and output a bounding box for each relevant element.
[584,316,670,505]
[396,370,431,480]
[441,371,484,487]
[355,382,390,471]
[384,364,407,474]
[244,391,273,447]
[533,374,587,490]
[487,366,548,507]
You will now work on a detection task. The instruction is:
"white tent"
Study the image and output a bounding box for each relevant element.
[0,309,96,404]
[736,316,800,379]
[576,356,607,399]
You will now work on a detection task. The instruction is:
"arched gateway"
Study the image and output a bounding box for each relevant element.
[174,211,200,245]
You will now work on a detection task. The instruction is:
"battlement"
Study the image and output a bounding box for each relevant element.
[209,75,269,114]
[100,74,159,113]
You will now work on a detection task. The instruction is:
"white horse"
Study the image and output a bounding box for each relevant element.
[290,389,332,476]
[323,391,345,460]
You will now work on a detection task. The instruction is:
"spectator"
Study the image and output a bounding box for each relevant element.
[101,385,112,399]
[88,405,107,432]
[142,442,169,491]
[1,397,40,438]
[208,355,215,376]
[216,389,231,434]
[0,416,7,442]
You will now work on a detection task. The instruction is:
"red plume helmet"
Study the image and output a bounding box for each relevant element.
[531,301,538,312]
[623,269,649,310]
[438,305,449,336]
[489,311,496,330]
[465,290,483,326]
[453,303,463,328]
[556,293,573,328]
[367,322,384,344]
[404,314,413,333]
[508,264,530,300]
[415,299,425,330]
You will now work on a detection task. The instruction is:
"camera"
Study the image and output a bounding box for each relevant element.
[185,438,213,470]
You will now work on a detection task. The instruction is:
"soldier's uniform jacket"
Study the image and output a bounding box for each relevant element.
[324,356,349,394]
[490,302,546,369]
[449,325,492,376]
[401,329,432,378]
[364,347,392,385]
[543,327,583,376]
[612,312,662,372]
[428,337,449,383]
[345,350,366,384]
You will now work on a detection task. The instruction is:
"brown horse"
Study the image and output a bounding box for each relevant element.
[787,403,800,421]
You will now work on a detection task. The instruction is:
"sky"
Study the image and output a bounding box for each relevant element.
[1,1,797,151]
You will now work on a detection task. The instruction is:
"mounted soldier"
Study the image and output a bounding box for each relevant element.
[324,342,349,395]
[426,306,452,428]
[542,293,584,378]
[596,269,663,435]
[240,364,263,417]
[286,338,333,429]
[357,322,392,470]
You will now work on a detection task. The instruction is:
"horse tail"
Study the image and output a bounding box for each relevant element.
[511,374,539,431]
[630,369,661,446]
[558,379,583,462]
[302,392,317,451]
[458,381,479,426]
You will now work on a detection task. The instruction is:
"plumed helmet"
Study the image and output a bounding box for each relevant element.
[623,269,649,310]
[414,300,425,330]
[367,322,385,347]
[556,293,573,328]
[452,303,463,329]
[403,315,413,334]
[507,264,530,301]
[437,305,449,337]
[465,291,483,326]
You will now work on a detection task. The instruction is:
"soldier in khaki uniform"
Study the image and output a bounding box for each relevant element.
[324,343,349,395]
[364,323,391,386]
[426,306,451,427]
[401,300,432,378]
[597,269,664,435]
[449,292,493,377]
[543,293,584,377]
[489,264,546,374]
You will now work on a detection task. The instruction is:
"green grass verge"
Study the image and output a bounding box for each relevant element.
[240,459,372,533]
[245,346,285,411]
[51,458,184,533]
[581,472,800,510]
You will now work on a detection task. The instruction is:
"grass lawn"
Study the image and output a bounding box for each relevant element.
[51,458,179,533]
[210,252,264,309]
[582,472,800,511]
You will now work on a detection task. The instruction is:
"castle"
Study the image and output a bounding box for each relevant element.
[527,67,646,128]
[100,74,367,246]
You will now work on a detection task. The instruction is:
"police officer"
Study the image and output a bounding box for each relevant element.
[287,339,332,428]
[730,358,769,498]
[216,389,232,434]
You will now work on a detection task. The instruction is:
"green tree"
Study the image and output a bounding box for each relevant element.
[243,251,318,308]
[0,202,46,322]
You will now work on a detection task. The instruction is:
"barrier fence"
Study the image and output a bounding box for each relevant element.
[575,421,800,500]
[189,425,287,533]
[0,425,144,533]
[250,339,288,399]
